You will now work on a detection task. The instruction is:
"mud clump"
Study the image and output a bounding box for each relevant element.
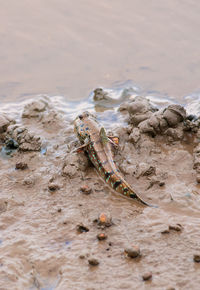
[129,127,141,144]
[193,254,200,263]
[22,99,49,118]
[127,97,187,138]
[62,154,89,178]
[6,125,41,151]
[93,88,111,102]
[138,105,186,137]
[127,97,156,126]
[15,162,28,170]
[80,185,92,195]
[22,176,36,187]
[76,224,89,233]
[88,258,99,266]
[0,114,14,134]
[163,105,186,126]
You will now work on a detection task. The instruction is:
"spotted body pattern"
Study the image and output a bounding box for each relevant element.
[74,111,156,207]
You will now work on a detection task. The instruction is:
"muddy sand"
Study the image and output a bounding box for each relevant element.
[0,91,200,290]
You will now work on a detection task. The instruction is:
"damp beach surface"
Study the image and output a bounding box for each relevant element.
[1,1,200,290]
[0,91,200,290]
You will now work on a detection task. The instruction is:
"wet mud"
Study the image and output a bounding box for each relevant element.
[0,94,200,289]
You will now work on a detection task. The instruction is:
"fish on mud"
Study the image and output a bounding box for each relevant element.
[74,111,157,207]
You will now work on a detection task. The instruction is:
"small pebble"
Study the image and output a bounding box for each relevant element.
[88,258,99,266]
[48,183,60,191]
[76,224,89,233]
[124,245,140,258]
[97,233,107,241]
[98,213,112,227]
[80,185,92,195]
[142,272,152,281]
[15,162,28,170]
[159,181,165,186]
[193,254,200,263]
[169,224,183,232]
[196,175,200,183]
[79,254,85,259]
[57,208,62,213]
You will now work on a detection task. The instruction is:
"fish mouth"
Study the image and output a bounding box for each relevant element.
[74,111,96,123]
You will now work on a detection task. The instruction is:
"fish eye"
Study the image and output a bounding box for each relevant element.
[79,114,83,120]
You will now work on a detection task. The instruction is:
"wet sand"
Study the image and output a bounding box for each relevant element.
[0,94,200,289]
[1,0,200,102]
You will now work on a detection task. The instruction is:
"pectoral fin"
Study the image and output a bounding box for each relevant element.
[108,136,119,147]
[73,142,90,153]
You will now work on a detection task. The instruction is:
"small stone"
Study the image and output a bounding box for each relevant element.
[57,208,62,213]
[169,224,183,232]
[159,181,165,186]
[193,254,200,263]
[76,224,89,233]
[124,245,140,258]
[98,213,112,227]
[97,233,107,241]
[15,162,28,170]
[142,272,152,281]
[79,254,85,259]
[48,183,60,191]
[80,185,92,195]
[88,258,99,266]
[196,175,200,183]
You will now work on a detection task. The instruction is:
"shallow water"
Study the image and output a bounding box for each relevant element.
[1,0,200,103]
[1,1,200,290]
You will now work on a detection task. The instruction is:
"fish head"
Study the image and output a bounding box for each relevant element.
[74,111,96,142]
